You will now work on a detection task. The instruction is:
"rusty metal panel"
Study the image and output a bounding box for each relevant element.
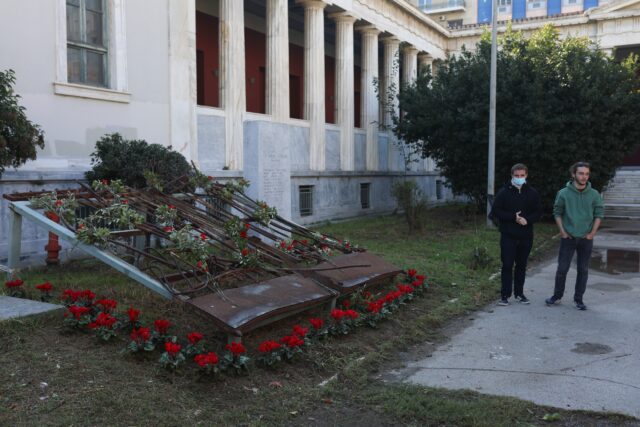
[312,252,402,293]
[186,275,337,336]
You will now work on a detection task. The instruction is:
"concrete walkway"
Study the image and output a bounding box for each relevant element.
[389,220,640,418]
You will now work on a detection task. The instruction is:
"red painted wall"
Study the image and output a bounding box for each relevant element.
[196,12,219,108]
[196,11,347,125]
[245,28,267,114]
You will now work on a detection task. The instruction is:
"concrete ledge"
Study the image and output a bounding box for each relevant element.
[0,296,63,320]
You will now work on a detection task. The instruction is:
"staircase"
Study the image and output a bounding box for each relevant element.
[603,169,640,219]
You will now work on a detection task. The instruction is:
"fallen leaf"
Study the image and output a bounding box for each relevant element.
[269,381,282,388]
[322,398,333,404]
[289,411,298,416]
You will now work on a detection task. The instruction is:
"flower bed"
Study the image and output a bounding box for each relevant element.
[4,268,428,378]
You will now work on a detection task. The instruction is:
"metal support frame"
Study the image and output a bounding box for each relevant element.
[7,201,173,299]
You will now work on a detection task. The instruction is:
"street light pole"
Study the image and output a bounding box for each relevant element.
[486,0,498,227]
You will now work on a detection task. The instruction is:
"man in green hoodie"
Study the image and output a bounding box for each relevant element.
[546,162,604,310]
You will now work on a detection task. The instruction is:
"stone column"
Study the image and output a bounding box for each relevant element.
[331,12,357,171]
[220,0,246,170]
[382,36,400,170]
[403,46,419,85]
[299,0,326,171]
[418,52,435,171]
[418,52,433,75]
[266,0,289,121]
[359,26,380,171]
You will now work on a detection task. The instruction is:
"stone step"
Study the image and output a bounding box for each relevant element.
[604,204,640,219]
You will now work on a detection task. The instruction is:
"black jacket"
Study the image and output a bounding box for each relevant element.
[490,183,542,238]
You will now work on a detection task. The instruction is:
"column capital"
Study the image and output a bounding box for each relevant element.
[418,52,432,61]
[403,45,419,55]
[380,35,401,47]
[296,0,327,10]
[328,11,358,23]
[356,24,381,36]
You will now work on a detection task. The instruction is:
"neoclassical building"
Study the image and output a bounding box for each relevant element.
[1,0,639,260]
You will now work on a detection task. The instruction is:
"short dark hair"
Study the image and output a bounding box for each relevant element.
[570,161,591,175]
[511,163,528,175]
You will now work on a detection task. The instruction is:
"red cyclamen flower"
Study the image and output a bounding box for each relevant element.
[5,279,24,288]
[95,298,118,312]
[330,309,345,322]
[194,352,219,367]
[127,307,140,322]
[280,335,305,348]
[154,319,171,334]
[131,327,151,342]
[187,332,204,345]
[407,268,417,277]
[163,226,174,233]
[258,340,282,353]
[309,317,324,330]
[35,282,53,292]
[164,342,182,357]
[241,248,249,257]
[344,309,359,320]
[89,312,117,329]
[68,305,91,320]
[341,299,351,309]
[292,325,309,338]
[239,230,248,239]
[226,342,246,356]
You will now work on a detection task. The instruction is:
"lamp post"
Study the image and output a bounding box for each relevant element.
[486,0,498,227]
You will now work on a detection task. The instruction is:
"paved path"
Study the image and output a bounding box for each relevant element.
[389,220,640,418]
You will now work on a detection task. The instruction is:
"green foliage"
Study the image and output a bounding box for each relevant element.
[85,133,192,189]
[393,25,640,211]
[391,179,428,232]
[0,69,45,177]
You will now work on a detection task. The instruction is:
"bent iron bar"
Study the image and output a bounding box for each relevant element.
[4,177,401,339]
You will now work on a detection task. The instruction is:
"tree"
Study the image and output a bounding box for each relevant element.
[0,69,45,177]
[392,25,640,212]
[86,133,193,189]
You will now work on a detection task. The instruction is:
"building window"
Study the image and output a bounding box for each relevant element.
[299,185,314,217]
[66,0,108,87]
[527,0,546,9]
[563,0,581,5]
[360,183,371,209]
[498,0,512,13]
[436,180,444,200]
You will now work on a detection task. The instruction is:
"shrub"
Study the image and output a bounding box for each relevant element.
[391,179,428,232]
[85,133,192,190]
[0,69,45,177]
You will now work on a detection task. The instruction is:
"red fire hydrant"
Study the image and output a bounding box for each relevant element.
[44,211,61,265]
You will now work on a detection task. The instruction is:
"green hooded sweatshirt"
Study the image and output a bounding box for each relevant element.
[553,181,604,238]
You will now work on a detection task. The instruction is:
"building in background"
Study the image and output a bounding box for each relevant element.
[1,0,638,261]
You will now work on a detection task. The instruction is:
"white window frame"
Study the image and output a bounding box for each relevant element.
[54,0,130,103]
[562,0,582,5]
[498,0,512,14]
[527,0,546,9]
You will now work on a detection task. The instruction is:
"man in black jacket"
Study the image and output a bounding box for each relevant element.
[490,163,543,306]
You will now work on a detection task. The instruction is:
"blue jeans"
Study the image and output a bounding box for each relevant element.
[500,233,533,299]
[553,237,594,302]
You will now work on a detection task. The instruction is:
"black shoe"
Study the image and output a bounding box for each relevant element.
[515,295,530,304]
[545,296,560,306]
[575,300,587,311]
[498,298,509,306]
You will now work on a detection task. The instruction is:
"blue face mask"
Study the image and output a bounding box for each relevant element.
[512,177,526,186]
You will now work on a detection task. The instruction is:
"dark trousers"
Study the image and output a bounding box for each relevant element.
[553,237,593,302]
[500,233,533,299]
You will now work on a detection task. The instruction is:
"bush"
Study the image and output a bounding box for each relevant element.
[86,133,192,189]
[0,69,45,177]
[391,179,428,232]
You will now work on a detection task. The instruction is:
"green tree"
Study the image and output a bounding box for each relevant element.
[86,133,193,190]
[393,25,640,211]
[0,69,45,177]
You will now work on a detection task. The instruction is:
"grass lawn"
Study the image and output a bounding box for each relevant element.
[1,204,636,426]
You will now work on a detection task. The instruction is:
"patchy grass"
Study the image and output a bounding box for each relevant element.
[1,204,635,426]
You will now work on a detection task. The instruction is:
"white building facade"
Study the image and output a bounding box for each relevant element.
[1,0,639,261]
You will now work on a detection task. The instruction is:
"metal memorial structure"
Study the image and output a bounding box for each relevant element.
[4,176,401,340]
